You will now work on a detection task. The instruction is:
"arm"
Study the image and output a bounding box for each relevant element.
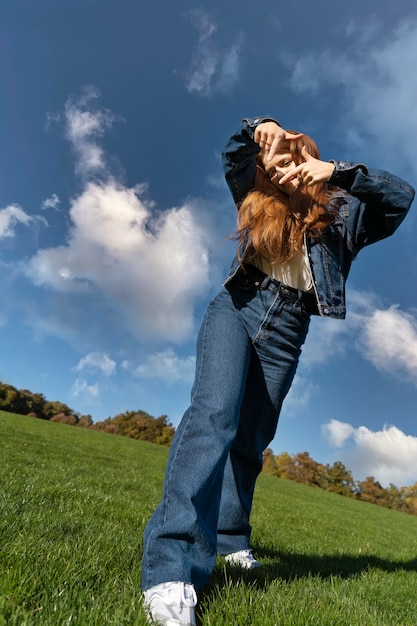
[279,149,415,248]
[330,162,415,251]
[222,117,276,206]
[222,117,302,206]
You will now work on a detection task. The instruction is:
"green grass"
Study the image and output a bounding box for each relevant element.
[1,410,417,625]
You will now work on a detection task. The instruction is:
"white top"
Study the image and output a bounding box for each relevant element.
[253,247,314,293]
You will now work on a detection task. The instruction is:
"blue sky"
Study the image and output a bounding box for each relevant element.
[1,0,417,487]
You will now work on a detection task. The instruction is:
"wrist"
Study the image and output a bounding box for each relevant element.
[244,116,281,129]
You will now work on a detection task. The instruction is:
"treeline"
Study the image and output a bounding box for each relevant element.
[93,411,175,445]
[0,381,175,446]
[262,449,417,517]
[3,380,417,516]
[0,381,91,423]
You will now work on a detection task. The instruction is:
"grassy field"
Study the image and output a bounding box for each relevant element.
[1,410,417,626]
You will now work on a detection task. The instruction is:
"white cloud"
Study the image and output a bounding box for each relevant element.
[284,374,319,415]
[359,306,417,383]
[183,9,243,96]
[70,378,100,403]
[25,180,210,342]
[322,419,355,448]
[345,17,381,43]
[64,85,117,177]
[135,348,196,384]
[0,205,33,239]
[302,316,350,368]
[23,90,213,344]
[302,289,417,387]
[41,194,60,210]
[348,293,417,386]
[284,19,417,177]
[322,419,417,487]
[74,352,116,377]
[188,8,217,42]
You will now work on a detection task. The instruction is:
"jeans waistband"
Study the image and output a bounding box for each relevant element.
[241,264,318,310]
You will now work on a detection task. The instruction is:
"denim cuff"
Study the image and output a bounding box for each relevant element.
[243,116,281,130]
[328,160,368,188]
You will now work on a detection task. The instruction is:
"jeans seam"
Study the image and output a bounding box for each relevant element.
[161,309,210,526]
[253,290,281,345]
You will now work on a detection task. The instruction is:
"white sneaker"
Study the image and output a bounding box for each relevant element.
[224,549,260,570]
[143,581,197,626]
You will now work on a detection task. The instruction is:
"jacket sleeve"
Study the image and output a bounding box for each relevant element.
[222,116,280,207]
[328,161,415,253]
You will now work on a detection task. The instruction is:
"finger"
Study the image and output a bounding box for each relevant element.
[254,130,263,146]
[301,145,313,160]
[254,128,266,146]
[259,133,271,150]
[267,134,283,160]
[267,131,303,160]
[279,164,303,185]
[285,132,303,141]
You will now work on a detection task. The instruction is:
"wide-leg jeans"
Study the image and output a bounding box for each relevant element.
[141,271,311,591]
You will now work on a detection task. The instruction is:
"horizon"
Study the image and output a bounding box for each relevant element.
[1,0,417,488]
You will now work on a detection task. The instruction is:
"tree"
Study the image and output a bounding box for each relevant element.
[77,415,93,428]
[325,461,356,497]
[289,451,323,487]
[401,482,417,516]
[43,400,74,420]
[93,410,175,446]
[260,442,417,518]
[262,448,279,476]
[357,476,390,507]
[0,381,77,420]
[0,379,176,448]
[384,483,404,512]
[0,384,27,415]
[50,413,78,425]
[274,451,295,480]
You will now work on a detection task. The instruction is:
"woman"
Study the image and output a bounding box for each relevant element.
[141,116,414,625]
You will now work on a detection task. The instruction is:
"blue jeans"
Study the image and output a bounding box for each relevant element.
[141,268,312,591]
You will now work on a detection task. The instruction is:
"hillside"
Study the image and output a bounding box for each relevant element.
[1,410,417,625]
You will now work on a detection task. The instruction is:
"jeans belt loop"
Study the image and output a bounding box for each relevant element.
[294,289,303,308]
[258,276,271,290]
[279,284,296,304]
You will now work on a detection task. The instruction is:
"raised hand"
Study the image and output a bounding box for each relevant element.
[279,146,335,187]
[254,122,303,161]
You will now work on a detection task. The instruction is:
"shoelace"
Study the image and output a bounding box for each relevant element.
[168,582,197,610]
[241,549,256,560]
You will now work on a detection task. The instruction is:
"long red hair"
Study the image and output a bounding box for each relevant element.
[236,132,337,264]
